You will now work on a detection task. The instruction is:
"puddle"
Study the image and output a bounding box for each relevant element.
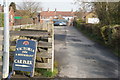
[70,38,82,42]
[63,47,67,49]
[67,35,77,38]
[70,43,93,48]
[82,44,92,47]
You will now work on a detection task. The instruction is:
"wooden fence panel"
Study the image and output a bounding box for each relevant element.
[10,22,54,72]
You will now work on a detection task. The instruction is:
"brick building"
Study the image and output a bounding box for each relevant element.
[0,4,15,29]
[38,9,76,23]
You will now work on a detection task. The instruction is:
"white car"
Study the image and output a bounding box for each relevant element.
[54,21,67,26]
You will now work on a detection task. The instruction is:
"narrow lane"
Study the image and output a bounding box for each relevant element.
[54,26,119,78]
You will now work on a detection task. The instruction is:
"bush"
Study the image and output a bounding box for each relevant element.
[35,68,58,78]
[75,20,120,56]
[101,25,112,44]
[0,13,4,27]
[77,19,85,23]
[101,25,120,46]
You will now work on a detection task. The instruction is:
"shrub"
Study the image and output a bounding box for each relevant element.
[75,21,120,56]
[101,25,112,44]
[0,13,4,27]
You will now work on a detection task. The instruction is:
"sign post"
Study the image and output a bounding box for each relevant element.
[12,39,37,77]
[2,0,9,78]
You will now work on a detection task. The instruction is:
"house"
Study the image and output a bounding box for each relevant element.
[38,8,75,23]
[75,11,99,24]
[83,12,99,24]
[14,10,33,25]
[74,11,85,20]
[0,4,15,29]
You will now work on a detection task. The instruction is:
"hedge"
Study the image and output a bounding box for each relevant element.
[74,21,120,56]
[0,13,4,27]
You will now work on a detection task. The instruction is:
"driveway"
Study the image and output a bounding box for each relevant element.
[54,26,119,78]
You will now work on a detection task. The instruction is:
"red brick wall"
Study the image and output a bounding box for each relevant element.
[9,7,15,30]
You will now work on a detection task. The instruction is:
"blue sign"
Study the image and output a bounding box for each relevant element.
[13,39,37,73]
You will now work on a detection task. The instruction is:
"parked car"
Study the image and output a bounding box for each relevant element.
[54,21,67,26]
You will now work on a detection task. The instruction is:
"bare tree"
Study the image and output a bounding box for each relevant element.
[94,2,120,25]
[9,2,16,12]
[15,1,41,25]
[17,1,41,18]
[74,0,120,25]
[74,0,94,12]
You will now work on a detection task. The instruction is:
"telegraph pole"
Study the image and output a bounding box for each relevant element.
[2,0,9,78]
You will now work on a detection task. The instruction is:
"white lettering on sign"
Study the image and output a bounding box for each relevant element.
[14,59,32,65]
[16,47,35,53]
[22,51,28,53]
[15,53,34,57]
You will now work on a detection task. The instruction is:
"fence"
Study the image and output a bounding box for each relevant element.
[10,22,54,72]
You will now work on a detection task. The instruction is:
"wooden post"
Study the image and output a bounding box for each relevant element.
[51,23,54,72]
[48,22,54,72]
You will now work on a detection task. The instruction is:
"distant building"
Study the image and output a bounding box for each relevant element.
[75,11,99,24]
[0,5,15,29]
[84,12,99,24]
[38,8,76,23]
[14,10,33,25]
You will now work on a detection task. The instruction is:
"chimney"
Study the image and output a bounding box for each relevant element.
[71,9,73,12]
[40,8,42,12]
[71,9,74,16]
[47,8,49,12]
[55,8,57,12]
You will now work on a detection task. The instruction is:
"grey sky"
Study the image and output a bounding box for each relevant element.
[41,2,78,11]
[0,0,78,11]
[1,0,118,11]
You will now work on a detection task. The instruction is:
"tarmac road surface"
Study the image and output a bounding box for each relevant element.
[54,26,119,78]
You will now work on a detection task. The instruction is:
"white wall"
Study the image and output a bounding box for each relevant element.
[63,16,73,20]
[88,18,99,24]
